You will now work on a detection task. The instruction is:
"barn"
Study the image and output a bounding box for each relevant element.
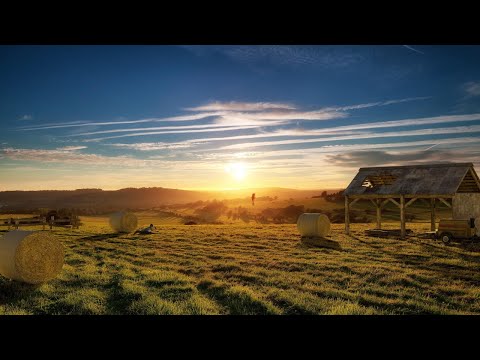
[343,163,480,238]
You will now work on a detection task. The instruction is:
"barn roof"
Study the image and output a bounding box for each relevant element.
[343,163,480,197]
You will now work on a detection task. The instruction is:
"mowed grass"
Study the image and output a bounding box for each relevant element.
[1,217,480,315]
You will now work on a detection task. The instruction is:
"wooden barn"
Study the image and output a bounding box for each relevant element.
[343,163,480,238]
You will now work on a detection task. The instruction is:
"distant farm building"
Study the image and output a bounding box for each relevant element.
[343,163,480,238]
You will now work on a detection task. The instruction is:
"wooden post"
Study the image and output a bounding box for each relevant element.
[376,199,381,229]
[345,195,350,235]
[431,198,436,231]
[400,195,406,239]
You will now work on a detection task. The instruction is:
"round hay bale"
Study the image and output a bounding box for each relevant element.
[297,213,331,237]
[0,230,64,284]
[109,212,138,233]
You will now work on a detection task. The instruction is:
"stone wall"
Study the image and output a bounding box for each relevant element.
[452,193,480,219]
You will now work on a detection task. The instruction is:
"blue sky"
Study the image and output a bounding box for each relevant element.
[1,45,480,190]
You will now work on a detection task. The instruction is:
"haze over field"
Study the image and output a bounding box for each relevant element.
[1,45,480,191]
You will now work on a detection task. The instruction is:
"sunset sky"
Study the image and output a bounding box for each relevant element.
[1,45,480,191]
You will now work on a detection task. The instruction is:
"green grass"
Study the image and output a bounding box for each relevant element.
[1,216,480,315]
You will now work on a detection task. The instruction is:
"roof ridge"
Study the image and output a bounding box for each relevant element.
[359,163,474,171]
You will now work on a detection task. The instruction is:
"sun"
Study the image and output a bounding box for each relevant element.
[225,162,247,181]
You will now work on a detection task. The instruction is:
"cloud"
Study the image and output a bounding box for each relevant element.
[69,123,256,137]
[17,112,224,131]
[1,147,137,166]
[463,81,480,97]
[403,45,425,55]
[327,96,432,111]
[194,137,480,161]
[217,124,480,150]
[185,101,296,112]
[84,125,260,142]
[19,114,33,121]
[186,45,367,69]
[99,112,480,153]
[325,148,480,168]
[56,146,87,151]
[0,146,215,170]
[16,96,431,136]
[110,142,201,151]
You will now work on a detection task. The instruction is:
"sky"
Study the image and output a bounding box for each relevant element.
[1,45,480,191]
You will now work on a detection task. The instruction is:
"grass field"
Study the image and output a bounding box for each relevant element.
[1,214,480,315]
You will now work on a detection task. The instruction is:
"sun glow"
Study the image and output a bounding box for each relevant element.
[225,162,247,181]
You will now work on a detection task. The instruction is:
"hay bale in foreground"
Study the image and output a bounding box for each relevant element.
[297,213,331,237]
[109,212,138,233]
[0,230,64,284]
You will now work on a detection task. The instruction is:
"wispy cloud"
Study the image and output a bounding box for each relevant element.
[463,81,480,97]
[84,126,260,142]
[217,124,480,150]
[100,112,480,152]
[325,148,480,168]
[327,96,432,111]
[17,112,224,131]
[183,46,367,69]
[68,123,256,137]
[19,114,33,121]
[403,45,425,55]
[1,147,136,166]
[16,97,431,137]
[56,146,87,151]
[185,101,296,112]
[110,142,200,151]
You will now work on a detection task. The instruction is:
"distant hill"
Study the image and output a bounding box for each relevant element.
[0,187,337,213]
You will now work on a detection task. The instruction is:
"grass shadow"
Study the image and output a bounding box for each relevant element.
[80,233,121,241]
[197,280,279,315]
[299,237,343,251]
[0,279,40,305]
[104,274,144,314]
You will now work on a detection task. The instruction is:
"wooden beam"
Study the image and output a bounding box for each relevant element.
[470,168,480,189]
[345,195,350,235]
[438,198,452,208]
[376,199,381,230]
[369,199,377,207]
[349,198,360,208]
[389,198,401,208]
[380,199,390,209]
[405,197,418,208]
[431,198,436,231]
[400,195,406,239]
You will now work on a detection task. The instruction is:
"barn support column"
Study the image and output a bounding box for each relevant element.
[345,195,350,235]
[376,199,381,229]
[400,195,406,239]
[430,198,436,231]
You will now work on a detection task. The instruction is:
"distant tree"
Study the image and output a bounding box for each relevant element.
[320,191,327,198]
[282,204,305,222]
[195,200,228,222]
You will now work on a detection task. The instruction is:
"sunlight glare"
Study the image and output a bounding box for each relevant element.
[225,162,247,181]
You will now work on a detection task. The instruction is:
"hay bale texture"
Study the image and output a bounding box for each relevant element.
[0,230,64,284]
[476,217,480,237]
[109,212,138,233]
[297,213,331,237]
